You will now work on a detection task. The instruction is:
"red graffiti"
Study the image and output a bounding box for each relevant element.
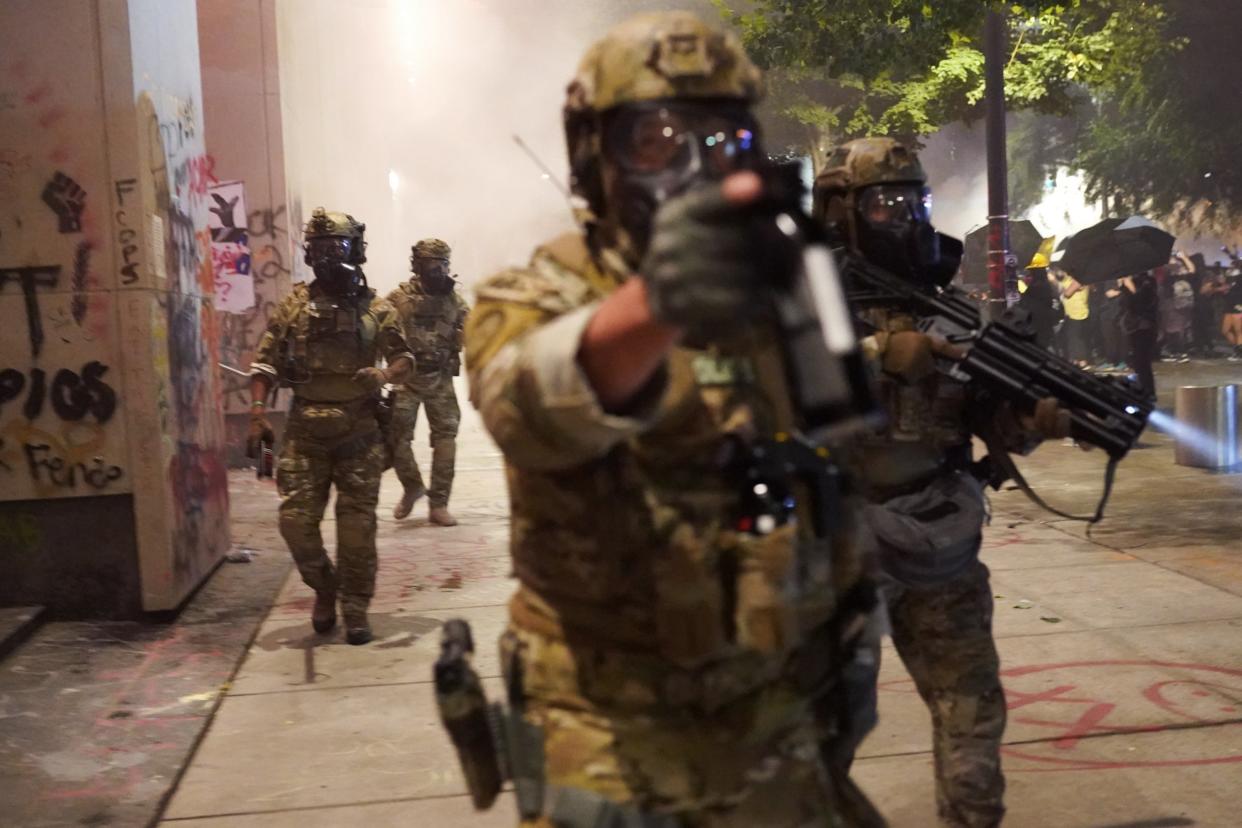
[1002,661,1242,770]
[878,659,1242,770]
[176,153,218,201]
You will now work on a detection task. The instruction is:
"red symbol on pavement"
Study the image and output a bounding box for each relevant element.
[1000,660,1242,770]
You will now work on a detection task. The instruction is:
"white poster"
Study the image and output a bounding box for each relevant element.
[206,180,255,312]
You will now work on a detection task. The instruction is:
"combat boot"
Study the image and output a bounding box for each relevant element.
[429,504,457,527]
[311,590,337,634]
[393,481,426,520]
[344,611,373,645]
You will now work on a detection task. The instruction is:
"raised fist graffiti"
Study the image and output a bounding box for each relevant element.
[42,171,86,233]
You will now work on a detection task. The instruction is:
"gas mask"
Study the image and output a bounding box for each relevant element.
[306,236,363,296]
[413,256,454,295]
[853,184,962,289]
[601,100,762,259]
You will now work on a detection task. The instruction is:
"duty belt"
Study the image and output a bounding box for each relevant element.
[414,351,447,373]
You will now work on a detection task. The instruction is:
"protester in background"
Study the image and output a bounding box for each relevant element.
[1121,272,1160,400]
[1162,254,1195,362]
[1086,277,1104,366]
[1018,266,1059,350]
[1223,269,1242,362]
[1199,264,1231,356]
[1058,270,1091,367]
[1187,254,1216,357]
[1097,279,1127,370]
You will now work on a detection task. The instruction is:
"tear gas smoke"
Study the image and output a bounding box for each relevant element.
[275,0,716,294]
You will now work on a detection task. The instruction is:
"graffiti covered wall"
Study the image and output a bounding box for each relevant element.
[122,0,230,609]
[0,2,131,506]
[0,0,228,616]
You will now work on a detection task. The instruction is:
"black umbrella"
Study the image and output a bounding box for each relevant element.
[1056,216,1175,284]
[961,220,1047,285]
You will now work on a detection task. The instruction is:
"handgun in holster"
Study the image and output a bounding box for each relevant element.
[373,385,396,470]
[434,619,545,818]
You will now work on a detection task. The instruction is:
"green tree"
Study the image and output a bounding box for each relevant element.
[1073,0,1242,232]
[720,1,1240,229]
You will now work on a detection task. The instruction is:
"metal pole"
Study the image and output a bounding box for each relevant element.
[984,8,1016,311]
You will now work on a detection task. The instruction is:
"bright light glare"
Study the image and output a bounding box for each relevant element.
[388,169,400,198]
[1148,409,1235,468]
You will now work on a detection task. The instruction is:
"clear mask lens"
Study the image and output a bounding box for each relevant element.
[857,185,932,230]
[607,104,760,178]
[307,236,353,261]
[414,257,448,278]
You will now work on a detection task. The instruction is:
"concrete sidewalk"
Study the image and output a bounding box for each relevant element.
[159,365,1242,828]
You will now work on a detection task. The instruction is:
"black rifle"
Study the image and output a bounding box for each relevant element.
[842,253,1154,521]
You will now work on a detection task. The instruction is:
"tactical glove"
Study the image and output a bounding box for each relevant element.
[1022,396,1074,440]
[880,331,936,383]
[641,180,789,336]
[353,366,388,392]
[246,412,275,459]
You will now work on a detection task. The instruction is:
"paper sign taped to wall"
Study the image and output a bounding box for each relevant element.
[207,180,255,313]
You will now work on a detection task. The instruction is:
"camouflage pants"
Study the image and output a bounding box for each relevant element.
[391,377,460,506]
[504,627,886,828]
[277,423,386,617]
[884,561,1005,828]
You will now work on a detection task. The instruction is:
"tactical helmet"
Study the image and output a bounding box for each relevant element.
[411,238,451,260]
[563,12,764,238]
[813,138,927,225]
[302,207,366,266]
[814,138,961,288]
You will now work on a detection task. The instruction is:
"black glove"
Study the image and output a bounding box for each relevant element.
[641,180,792,337]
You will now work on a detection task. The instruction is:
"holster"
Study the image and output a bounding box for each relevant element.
[436,622,546,818]
[374,390,395,470]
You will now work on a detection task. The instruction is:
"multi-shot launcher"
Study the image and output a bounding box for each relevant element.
[841,253,1153,521]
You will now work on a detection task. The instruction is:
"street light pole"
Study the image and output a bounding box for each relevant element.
[984,7,1016,312]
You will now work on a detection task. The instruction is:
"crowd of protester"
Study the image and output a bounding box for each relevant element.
[964,250,1242,402]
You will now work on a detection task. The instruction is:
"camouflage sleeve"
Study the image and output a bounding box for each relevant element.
[465,265,665,471]
[373,299,416,367]
[249,295,294,380]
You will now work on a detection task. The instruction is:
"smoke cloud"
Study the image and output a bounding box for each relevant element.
[276,0,716,294]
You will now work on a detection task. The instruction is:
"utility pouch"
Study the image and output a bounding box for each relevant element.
[862,472,985,587]
[652,524,728,667]
[308,299,359,335]
[294,402,354,441]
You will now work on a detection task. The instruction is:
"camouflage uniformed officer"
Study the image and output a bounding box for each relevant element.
[465,12,884,827]
[814,139,1071,828]
[387,238,469,526]
[248,208,414,645]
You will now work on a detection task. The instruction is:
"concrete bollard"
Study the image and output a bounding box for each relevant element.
[1173,384,1239,469]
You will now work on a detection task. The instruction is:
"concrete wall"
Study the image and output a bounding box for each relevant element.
[198,0,296,457]
[0,0,229,616]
